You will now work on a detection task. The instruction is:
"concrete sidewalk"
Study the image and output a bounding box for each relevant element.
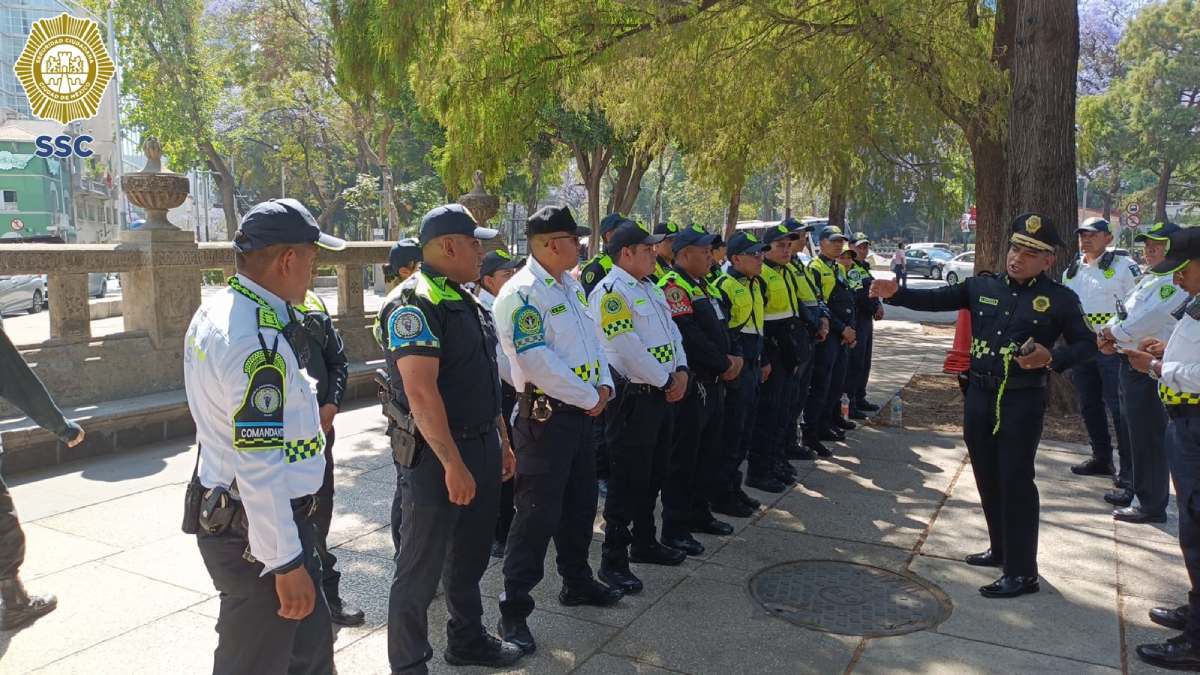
[0,323,1187,674]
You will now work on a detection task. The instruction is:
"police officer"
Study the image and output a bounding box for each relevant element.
[477,250,525,558]
[1063,217,1139,484]
[0,323,84,631]
[650,222,681,283]
[783,219,823,465]
[293,288,364,627]
[580,213,626,295]
[659,225,742,555]
[184,198,343,673]
[872,213,1097,598]
[382,204,521,673]
[494,205,622,655]
[846,234,883,418]
[711,232,771,516]
[707,237,727,286]
[590,221,690,593]
[1095,222,1184,523]
[804,225,857,454]
[1125,226,1200,670]
[384,237,422,288]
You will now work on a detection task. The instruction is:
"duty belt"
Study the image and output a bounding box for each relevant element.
[624,382,665,396]
[1160,383,1200,406]
[1166,404,1200,419]
[968,370,1047,392]
[451,420,497,440]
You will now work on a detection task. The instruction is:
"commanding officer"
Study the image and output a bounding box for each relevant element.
[1063,217,1139,483]
[382,204,521,673]
[590,221,690,593]
[650,222,681,282]
[711,232,770,516]
[494,205,622,655]
[872,213,1097,598]
[846,234,883,418]
[1126,227,1200,670]
[384,237,422,289]
[659,225,742,555]
[294,289,363,627]
[1097,222,1184,523]
[183,198,344,674]
[804,225,857,454]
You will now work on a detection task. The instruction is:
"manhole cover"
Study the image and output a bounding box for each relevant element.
[748,560,952,637]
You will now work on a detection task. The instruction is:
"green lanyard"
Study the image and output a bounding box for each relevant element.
[228,276,311,369]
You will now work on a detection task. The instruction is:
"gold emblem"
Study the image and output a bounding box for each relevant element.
[1025,216,1042,234]
[1032,295,1050,313]
[14,14,115,125]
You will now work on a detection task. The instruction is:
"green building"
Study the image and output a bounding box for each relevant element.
[0,119,70,240]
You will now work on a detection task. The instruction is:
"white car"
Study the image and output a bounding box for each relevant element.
[943,251,975,285]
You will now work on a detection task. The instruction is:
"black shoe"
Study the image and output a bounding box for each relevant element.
[820,428,845,442]
[833,417,857,431]
[1071,459,1115,477]
[775,462,798,479]
[630,541,687,566]
[598,560,643,595]
[497,617,536,655]
[964,549,1004,568]
[1113,506,1168,524]
[444,633,524,668]
[1137,635,1200,670]
[660,533,705,557]
[804,435,833,458]
[558,579,623,607]
[1116,475,1133,490]
[491,540,506,559]
[1103,488,1134,507]
[746,475,786,493]
[772,471,798,487]
[690,518,734,536]
[737,489,761,509]
[856,400,881,412]
[979,575,1039,598]
[1150,605,1190,631]
[711,497,755,518]
[597,479,609,499]
[327,598,366,627]
[848,409,869,420]
[0,579,57,631]
[786,444,817,460]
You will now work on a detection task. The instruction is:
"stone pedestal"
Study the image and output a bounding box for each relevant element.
[118,229,201,347]
[47,272,90,340]
[337,264,365,317]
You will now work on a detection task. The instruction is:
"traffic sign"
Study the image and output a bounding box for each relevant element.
[1127,203,1139,215]
[9,218,23,231]
[1128,214,1141,227]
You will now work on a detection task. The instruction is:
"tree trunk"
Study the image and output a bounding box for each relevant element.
[783,171,792,218]
[723,183,743,241]
[1103,160,1122,221]
[608,149,653,216]
[652,151,675,224]
[827,163,849,229]
[573,145,611,256]
[200,141,238,240]
[525,152,543,217]
[1155,158,1174,223]
[967,131,1008,274]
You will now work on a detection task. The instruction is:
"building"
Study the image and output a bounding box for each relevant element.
[0,117,70,239]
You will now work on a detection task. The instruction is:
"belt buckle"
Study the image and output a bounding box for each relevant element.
[532,396,553,422]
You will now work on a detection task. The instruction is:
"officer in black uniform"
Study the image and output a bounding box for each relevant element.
[384,238,422,288]
[846,234,883,418]
[382,204,522,673]
[650,222,681,283]
[872,213,1097,598]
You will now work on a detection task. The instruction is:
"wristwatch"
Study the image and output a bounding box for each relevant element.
[1150,359,1162,380]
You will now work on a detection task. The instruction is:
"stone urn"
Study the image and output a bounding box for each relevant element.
[120,137,189,231]
[458,170,505,251]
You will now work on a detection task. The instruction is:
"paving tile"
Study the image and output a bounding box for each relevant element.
[757,486,940,551]
[328,549,396,651]
[18,523,120,581]
[802,454,958,502]
[326,474,395,548]
[36,484,184,549]
[31,610,217,675]
[1122,593,1191,675]
[333,430,393,472]
[854,630,1120,674]
[103,533,217,595]
[575,652,679,674]
[705,524,912,585]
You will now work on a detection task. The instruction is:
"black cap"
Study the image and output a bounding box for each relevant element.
[672,224,718,253]
[384,238,422,277]
[606,221,664,257]
[837,248,858,261]
[234,198,346,252]
[1076,217,1112,234]
[526,205,591,237]
[1136,221,1181,243]
[418,204,498,245]
[818,225,848,242]
[1152,227,1200,275]
[653,222,682,237]
[782,217,814,233]
[1009,212,1063,252]
[762,221,798,245]
[726,231,769,257]
[480,249,523,278]
[599,212,632,239]
[851,232,871,246]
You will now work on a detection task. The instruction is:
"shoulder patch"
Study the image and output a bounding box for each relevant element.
[234,355,286,452]
[1161,284,1178,301]
[388,305,439,350]
[663,283,694,317]
[512,304,546,353]
[600,292,634,339]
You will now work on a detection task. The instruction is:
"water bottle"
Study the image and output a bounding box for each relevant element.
[890,391,903,427]
[840,393,850,420]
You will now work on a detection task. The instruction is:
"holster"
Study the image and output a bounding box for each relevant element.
[375,369,424,468]
[517,383,553,423]
[198,485,242,535]
[181,476,204,535]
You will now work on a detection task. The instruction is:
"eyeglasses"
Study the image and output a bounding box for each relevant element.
[547,234,581,246]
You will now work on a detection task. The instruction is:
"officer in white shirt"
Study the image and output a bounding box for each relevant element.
[493,205,622,655]
[1125,227,1200,671]
[589,221,690,595]
[1099,222,1187,522]
[183,198,344,675]
[1063,217,1140,484]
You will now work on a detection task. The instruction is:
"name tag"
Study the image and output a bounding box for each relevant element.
[979,296,999,306]
[550,304,567,315]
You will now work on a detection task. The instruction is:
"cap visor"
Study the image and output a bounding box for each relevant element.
[574,225,592,237]
[824,234,848,242]
[1151,255,1190,276]
[1135,233,1170,243]
[474,227,499,240]
[643,234,666,245]
[316,232,347,251]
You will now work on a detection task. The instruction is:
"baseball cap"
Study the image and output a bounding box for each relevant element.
[818,225,848,242]
[418,204,498,245]
[384,238,422,277]
[606,221,664,257]
[851,232,871,246]
[234,198,346,252]
[1076,217,1111,234]
[1152,227,1200,275]
[599,213,633,239]
[653,222,682,237]
[782,217,814,233]
[1010,212,1063,252]
[480,249,523,278]
[726,231,769,257]
[1135,221,1180,243]
[671,224,718,253]
[527,205,591,237]
[762,222,799,245]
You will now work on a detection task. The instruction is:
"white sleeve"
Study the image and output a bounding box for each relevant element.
[1162,359,1200,395]
[496,289,600,409]
[593,290,670,388]
[1111,281,1180,345]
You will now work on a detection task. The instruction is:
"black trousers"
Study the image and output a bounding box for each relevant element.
[1070,352,1130,481]
[602,386,674,558]
[1119,358,1169,515]
[751,352,792,478]
[786,340,816,452]
[500,410,598,619]
[196,513,333,675]
[1166,416,1200,643]
[495,384,518,546]
[804,335,842,435]
[391,460,404,558]
[663,379,724,536]
[312,429,342,604]
[962,383,1047,578]
[593,367,617,482]
[0,455,24,580]
[847,315,875,405]
[388,429,501,674]
[715,335,762,497]
[824,342,851,423]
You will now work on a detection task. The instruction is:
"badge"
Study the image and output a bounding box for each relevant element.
[584,270,596,284]
[14,14,116,125]
[252,384,282,414]
[1104,267,1115,279]
[1032,295,1050,313]
[512,304,546,353]
[1026,216,1042,234]
[576,289,588,306]
[550,303,567,315]
[979,296,999,306]
[600,292,634,338]
[1161,284,1178,301]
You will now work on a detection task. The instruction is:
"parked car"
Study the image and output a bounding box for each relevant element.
[943,251,976,285]
[907,242,953,252]
[88,272,109,298]
[0,274,46,316]
[905,247,953,279]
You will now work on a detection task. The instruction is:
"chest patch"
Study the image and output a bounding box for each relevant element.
[1104,267,1115,279]
[1032,295,1051,313]
[979,296,999,306]
[1161,285,1177,301]
[550,303,568,315]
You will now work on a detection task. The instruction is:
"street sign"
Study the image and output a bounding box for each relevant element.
[1127,203,1140,215]
[372,228,385,238]
[9,218,24,231]
[1128,214,1141,227]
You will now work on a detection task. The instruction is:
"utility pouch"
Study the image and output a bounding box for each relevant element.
[376,369,423,467]
[181,476,204,535]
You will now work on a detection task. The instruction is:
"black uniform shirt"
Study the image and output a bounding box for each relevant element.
[660,266,732,380]
[376,263,502,430]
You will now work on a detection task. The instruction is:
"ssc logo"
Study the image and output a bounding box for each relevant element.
[516,307,542,334]
[393,309,425,339]
[604,297,622,314]
[14,14,115,125]
[252,384,282,414]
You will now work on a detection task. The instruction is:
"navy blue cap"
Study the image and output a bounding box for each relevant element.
[599,213,633,239]
[1152,227,1200,275]
[418,204,498,245]
[782,217,814,233]
[671,224,718,253]
[526,205,590,237]
[606,221,664,257]
[653,222,682,237]
[234,198,346,252]
[480,249,523,278]
[1076,217,1111,234]
[762,222,798,245]
[1010,212,1062,252]
[818,225,849,242]
[851,232,871,245]
[1135,221,1180,243]
[384,238,421,276]
[726,231,769,257]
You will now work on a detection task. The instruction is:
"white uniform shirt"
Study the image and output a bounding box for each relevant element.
[588,265,687,387]
[477,288,514,386]
[184,274,325,574]
[1104,273,1187,350]
[494,254,613,409]
[1161,302,1200,398]
[1062,253,1141,330]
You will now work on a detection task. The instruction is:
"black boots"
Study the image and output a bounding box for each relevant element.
[1,577,57,631]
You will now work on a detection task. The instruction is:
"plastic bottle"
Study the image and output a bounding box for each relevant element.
[890,391,903,427]
[840,393,850,420]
